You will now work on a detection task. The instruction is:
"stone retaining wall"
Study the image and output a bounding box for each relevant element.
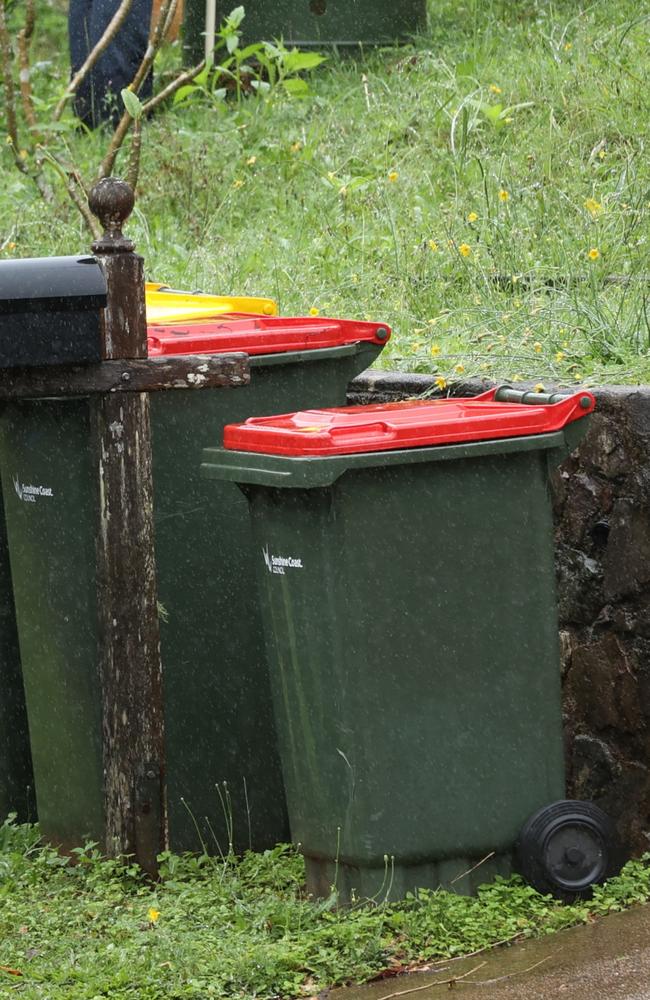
[348,372,650,856]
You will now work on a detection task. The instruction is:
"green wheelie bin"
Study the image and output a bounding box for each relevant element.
[0,486,34,825]
[184,0,428,63]
[202,387,623,901]
[0,314,389,855]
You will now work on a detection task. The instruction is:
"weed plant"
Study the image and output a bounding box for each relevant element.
[0,818,649,998]
[0,0,648,386]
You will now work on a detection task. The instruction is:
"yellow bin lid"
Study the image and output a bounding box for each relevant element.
[145,283,277,323]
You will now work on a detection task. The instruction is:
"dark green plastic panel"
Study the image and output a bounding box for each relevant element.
[0,341,380,855]
[0,400,104,848]
[152,342,380,853]
[184,0,428,62]
[204,422,592,898]
[0,485,35,824]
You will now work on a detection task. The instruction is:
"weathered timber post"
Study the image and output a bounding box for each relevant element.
[0,181,249,873]
[88,178,164,874]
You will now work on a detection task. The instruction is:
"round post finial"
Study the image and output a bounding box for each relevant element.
[89,178,136,254]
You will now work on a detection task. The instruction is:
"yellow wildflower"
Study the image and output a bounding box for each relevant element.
[148,908,160,924]
[435,376,448,390]
[534,383,545,393]
[5,242,16,251]
[564,42,572,51]
[598,149,606,160]
[458,243,472,257]
[588,248,600,261]
[512,374,523,382]
[455,363,465,374]
[467,211,478,223]
[309,307,320,316]
[498,189,510,202]
[428,240,439,252]
[339,186,348,197]
[388,171,399,182]
[555,351,565,362]
[246,155,257,166]
[489,84,502,94]
[290,141,302,153]
[430,345,440,357]
[232,179,244,189]
[533,341,542,353]
[584,197,602,217]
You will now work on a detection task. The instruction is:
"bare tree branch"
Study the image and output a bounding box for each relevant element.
[125,118,142,191]
[141,59,206,115]
[375,963,487,1000]
[17,0,37,132]
[53,0,134,121]
[0,0,19,147]
[97,0,188,181]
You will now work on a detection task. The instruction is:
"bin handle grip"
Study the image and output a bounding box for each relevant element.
[494,385,592,408]
[329,421,394,443]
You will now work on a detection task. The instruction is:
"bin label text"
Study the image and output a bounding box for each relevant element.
[263,545,303,575]
[13,475,54,504]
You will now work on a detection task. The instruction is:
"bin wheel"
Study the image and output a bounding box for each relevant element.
[516,799,623,901]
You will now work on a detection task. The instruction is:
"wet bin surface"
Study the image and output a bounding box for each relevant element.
[202,388,595,901]
[0,315,387,854]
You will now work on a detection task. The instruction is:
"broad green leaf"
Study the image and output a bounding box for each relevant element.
[121,87,143,119]
[172,84,199,105]
[226,5,245,28]
[238,42,264,60]
[283,78,311,97]
[282,50,327,74]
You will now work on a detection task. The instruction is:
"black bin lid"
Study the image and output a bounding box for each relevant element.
[0,255,107,314]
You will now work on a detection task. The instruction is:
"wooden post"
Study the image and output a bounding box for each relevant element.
[88,178,165,874]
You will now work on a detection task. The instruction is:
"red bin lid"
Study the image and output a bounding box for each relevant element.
[147,315,390,356]
[223,388,596,456]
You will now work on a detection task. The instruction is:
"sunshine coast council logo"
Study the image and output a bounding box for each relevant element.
[12,475,54,504]
[262,545,304,575]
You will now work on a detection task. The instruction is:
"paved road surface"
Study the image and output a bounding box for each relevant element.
[331,903,650,1000]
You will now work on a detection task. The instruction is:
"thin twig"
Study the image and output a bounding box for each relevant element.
[457,952,555,986]
[0,0,19,147]
[53,0,134,120]
[17,0,37,131]
[375,963,487,1000]
[125,118,142,191]
[128,0,176,96]
[67,175,101,238]
[98,55,206,181]
[141,59,206,114]
[97,0,179,180]
[450,852,496,885]
[410,931,525,973]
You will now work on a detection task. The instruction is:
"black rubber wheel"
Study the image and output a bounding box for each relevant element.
[515,799,624,901]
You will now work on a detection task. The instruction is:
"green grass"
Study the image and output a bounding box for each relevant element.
[0,819,649,998]
[1,1,649,386]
